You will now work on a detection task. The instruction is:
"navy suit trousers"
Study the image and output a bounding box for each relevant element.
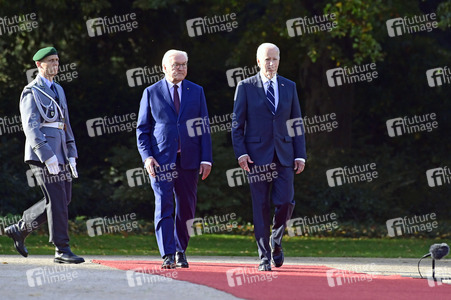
[248,154,295,260]
[151,154,198,257]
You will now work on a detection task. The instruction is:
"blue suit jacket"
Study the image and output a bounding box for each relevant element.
[136,79,212,169]
[232,74,306,167]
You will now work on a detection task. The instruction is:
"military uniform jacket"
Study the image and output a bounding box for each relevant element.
[20,75,77,165]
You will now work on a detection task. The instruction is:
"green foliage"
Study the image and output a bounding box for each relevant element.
[0,0,449,229]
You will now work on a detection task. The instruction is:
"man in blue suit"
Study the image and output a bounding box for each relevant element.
[232,43,306,271]
[136,50,212,269]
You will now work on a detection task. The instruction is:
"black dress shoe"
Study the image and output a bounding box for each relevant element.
[176,252,189,268]
[258,258,272,271]
[161,254,176,269]
[54,249,85,264]
[270,235,284,268]
[5,224,28,257]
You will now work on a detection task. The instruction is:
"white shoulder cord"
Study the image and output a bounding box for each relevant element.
[31,85,65,123]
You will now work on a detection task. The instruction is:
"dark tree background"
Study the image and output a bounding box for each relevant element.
[0,0,450,227]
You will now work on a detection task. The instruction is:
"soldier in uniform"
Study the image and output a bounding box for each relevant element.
[5,47,84,264]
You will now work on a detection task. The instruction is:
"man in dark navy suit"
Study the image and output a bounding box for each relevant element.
[232,43,306,271]
[136,49,212,269]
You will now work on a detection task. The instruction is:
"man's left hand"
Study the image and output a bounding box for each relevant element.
[199,163,212,180]
[69,157,78,178]
[294,160,305,174]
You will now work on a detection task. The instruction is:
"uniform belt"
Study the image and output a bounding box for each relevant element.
[41,122,65,130]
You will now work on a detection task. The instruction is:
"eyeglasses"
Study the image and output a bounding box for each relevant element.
[171,63,188,69]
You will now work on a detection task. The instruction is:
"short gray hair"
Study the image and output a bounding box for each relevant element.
[256,43,280,60]
[162,49,188,67]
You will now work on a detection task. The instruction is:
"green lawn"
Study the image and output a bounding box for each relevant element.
[0,234,446,258]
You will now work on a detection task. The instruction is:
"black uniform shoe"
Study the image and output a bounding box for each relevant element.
[5,224,28,257]
[54,249,85,264]
[258,258,272,271]
[270,235,284,268]
[176,252,189,268]
[161,254,176,269]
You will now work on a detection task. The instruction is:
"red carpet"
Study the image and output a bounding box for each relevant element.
[92,260,451,299]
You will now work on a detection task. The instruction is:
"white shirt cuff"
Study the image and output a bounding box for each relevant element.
[238,154,249,160]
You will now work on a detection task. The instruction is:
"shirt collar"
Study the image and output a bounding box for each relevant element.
[259,72,277,86]
[165,77,182,89]
[38,74,53,88]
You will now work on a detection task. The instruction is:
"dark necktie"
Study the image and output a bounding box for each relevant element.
[51,83,60,102]
[173,85,181,151]
[173,85,180,114]
[266,81,276,115]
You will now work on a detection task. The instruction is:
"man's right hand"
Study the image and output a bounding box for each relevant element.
[145,157,160,177]
[238,155,254,172]
[45,155,60,175]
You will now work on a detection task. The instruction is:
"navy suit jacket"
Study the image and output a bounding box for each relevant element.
[232,74,306,167]
[136,79,212,169]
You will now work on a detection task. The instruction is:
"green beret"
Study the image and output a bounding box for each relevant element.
[32,47,58,61]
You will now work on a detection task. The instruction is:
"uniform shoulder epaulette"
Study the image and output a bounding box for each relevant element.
[24,79,37,90]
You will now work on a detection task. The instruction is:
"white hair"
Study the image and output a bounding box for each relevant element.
[256,43,280,60]
[162,49,188,67]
